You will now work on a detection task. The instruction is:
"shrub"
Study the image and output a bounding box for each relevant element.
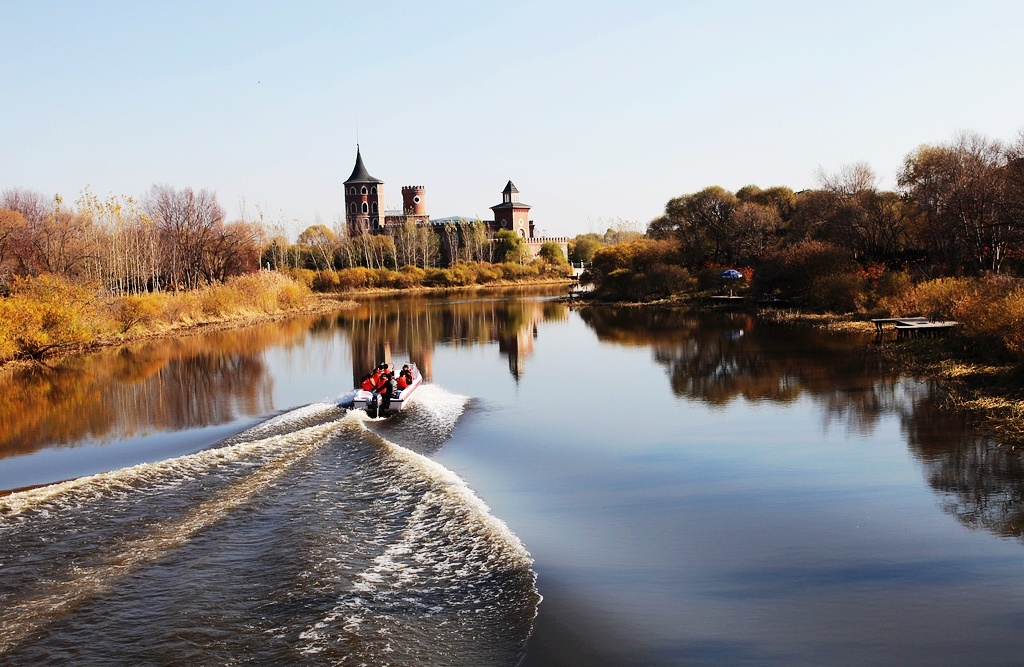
[283,267,316,289]
[336,267,375,290]
[312,270,341,292]
[994,288,1024,358]
[474,262,502,284]
[753,240,868,311]
[449,263,477,286]
[648,263,696,296]
[873,271,916,314]
[395,265,426,288]
[112,294,164,333]
[198,284,240,317]
[421,268,450,287]
[587,239,687,300]
[809,272,866,313]
[913,277,974,320]
[0,275,105,360]
[499,263,540,280]
[275,281,308,309]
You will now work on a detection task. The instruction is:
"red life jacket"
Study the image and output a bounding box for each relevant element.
[360,377,374,391]
[396,374,408,390]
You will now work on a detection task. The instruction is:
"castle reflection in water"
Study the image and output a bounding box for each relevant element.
[341,288,564,386]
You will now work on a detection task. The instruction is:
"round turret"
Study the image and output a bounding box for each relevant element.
[401,186,426,216]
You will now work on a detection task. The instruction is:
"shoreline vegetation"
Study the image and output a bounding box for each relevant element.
[565,127,1024,445]
[569,288,1024,446]
[5,125,1024,441]
[0,269,573,373]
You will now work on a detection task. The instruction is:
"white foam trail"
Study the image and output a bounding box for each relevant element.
[0,402,342,523]
[0,413,357,653]
[235,400,341,437]
[407,384,469,434]
[299,418,532,655]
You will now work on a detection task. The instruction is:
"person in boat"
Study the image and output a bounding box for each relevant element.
[397,364,413,390]
[371,363,388,387]
[359,373,374,391]
[379,372,397,411]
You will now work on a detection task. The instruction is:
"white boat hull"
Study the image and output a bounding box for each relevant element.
[353,365,422,415]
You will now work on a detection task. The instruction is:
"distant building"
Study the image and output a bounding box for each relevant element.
[342,147,567,261]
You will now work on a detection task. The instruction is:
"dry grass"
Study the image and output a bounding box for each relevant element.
[0,272,353,367]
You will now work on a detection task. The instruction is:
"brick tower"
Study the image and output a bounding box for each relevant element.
[490,180,533,238]
[344,146,384,236]
[401,185,429,224]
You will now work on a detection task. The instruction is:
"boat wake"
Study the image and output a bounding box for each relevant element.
[0,387,539,666]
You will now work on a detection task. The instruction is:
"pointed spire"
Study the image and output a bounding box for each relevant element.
[345,145,383,184]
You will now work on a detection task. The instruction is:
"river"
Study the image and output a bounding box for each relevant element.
[2,285,1024,665]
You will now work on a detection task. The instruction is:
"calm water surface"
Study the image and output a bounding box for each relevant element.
[2,286,1024,665]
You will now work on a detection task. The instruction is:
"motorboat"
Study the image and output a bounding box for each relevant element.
[353,363,423,417]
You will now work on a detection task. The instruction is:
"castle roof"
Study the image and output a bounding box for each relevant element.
[491,179,531,211]
[344,146,383,185]
[490,201,532,211]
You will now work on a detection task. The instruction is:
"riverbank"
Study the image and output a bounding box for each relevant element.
[0,277,574,375]
[0,293,356,375]
[571,292,1024,446]
[750,307,1024,443]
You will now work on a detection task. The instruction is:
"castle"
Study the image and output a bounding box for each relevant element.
[342,147,568,260]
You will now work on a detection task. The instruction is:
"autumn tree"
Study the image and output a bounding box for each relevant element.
[898,132,1017,273]
[0,208,27,283]
[568,233,603,263]
[731,202,781,264]
[494,230,530,264]
[297,223,338,271]
[537,241,568,266]
[1,189,97,280]
[652,186,739,266]
[463,219,491,263]
[737,185,797,221]
[144,185,226,289]
[206,220,263,280]
[77,189,161,295]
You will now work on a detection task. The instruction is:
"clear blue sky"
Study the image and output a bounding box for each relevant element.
[3,1,1022,239]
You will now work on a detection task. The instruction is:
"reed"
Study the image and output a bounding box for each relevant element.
[0,272,314,363]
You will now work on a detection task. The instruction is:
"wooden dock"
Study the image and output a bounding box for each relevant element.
[870,317,958,339]
[894,320,959,339]
[870,317,929,334]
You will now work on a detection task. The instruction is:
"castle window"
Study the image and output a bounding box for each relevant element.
[349,202,356,214]
[371,186,377,194]
[371,202,378,213]
[361,186,368,195]
[362,202,369,214]
[349,187,355,195]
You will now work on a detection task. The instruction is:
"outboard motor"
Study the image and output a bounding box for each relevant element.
[366,393,380,418]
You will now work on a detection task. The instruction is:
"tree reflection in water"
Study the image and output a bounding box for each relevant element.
[0,321,301,459]
[579,306,1024,542]
[0,287,570,462]
[6,289,1022,545]
[905,396,1024,540]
